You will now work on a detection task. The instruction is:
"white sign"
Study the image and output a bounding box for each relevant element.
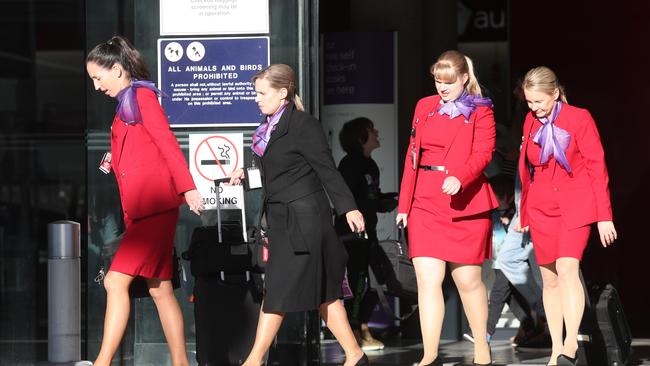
[160,0,269,36]
[189,133,244,211]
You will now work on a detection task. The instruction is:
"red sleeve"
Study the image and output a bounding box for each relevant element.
[447,106,496,187]
[397,98,427,214]
[574,109,613,221]
[397,142,416,214]
[136,88,196,195]
[518,116,534,227]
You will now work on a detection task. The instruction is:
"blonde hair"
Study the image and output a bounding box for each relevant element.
[430,50,483,96]
[522,66,568,103]
[252,64,304,111]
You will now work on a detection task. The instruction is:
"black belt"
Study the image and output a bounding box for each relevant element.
[419,165,446,172]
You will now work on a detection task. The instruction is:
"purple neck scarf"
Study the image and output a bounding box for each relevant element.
[115,80,165,124]
[532,101,572,173]
[251,102,288,157]
[437,91,493,120]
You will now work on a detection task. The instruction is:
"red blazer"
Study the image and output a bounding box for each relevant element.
[398,95,498,218]
[110,88,196,219]
[518,103,613,229]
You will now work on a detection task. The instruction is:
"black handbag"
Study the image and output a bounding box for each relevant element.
[247,225,268,273]
[368,224,418,320]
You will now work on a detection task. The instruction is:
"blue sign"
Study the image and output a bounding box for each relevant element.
[323,32,394,105]
[158,37,269,127]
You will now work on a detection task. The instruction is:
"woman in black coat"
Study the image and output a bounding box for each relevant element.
[229,64,369,366]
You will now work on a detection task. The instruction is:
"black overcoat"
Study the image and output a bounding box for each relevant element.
[256,102,356,312]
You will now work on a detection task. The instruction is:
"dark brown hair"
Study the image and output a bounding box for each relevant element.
[86,35,150,80]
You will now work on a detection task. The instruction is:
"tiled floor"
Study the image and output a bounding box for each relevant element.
[321,335,650,365]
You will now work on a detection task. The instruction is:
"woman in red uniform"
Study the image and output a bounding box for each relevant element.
[517,66,617,366]
[86,36,204,366]
[396,50,498,366]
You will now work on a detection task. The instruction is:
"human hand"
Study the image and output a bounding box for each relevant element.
[442,176,462,195]
[597,221,617,247]
[396,213,408,228]
[184,189,204,216]
[346,210,365,233]
[227,168,245,185]
[513,217,529,233]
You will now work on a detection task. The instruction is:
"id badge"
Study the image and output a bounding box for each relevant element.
[245,166,263,190]
[99,152,112,174]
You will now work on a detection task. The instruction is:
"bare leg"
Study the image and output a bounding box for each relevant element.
[147,279,189,366]
[539,263,563,365]
[94,271,134,366]
[449,263,491,364]
[242,305,284,366]
[556,257,583,358]
[412,257,446,365]
[320,300,365,366]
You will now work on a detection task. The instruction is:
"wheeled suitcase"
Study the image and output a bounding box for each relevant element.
[578,280,632,366]
[185,178,265,366]
[193,272,264,366]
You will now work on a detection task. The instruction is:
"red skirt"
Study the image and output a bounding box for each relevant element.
[110,208,179,279]
[527,182,591,265]
[408,170,492,264]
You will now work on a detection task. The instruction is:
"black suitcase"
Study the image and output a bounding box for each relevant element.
[578,280,632,366]
[184,178,251,276]
[193,272,264,366]
[186,178,265,365]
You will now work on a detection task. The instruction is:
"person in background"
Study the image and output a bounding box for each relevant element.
[228,64,369,366]
[86,35,204,366]
[336,117,398,351]
[494,166,548,349]
[396,50,497,366]
[518,66,616,366]
[480,173,548,348]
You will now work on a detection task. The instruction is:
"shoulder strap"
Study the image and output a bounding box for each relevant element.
[368,265,418,321]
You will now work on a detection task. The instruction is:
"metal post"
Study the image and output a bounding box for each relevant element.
[39,220,92,366]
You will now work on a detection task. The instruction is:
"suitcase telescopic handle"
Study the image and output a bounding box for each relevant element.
[214,178,231,185]
[214,178,231,243]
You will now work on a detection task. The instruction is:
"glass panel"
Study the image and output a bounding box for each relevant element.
[0,0,86,364]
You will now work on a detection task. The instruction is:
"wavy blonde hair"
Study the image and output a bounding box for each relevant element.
[431,50,483,96]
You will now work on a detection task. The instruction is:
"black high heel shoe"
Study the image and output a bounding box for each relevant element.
[473,352,493,366]
[556,353,578,366]
[473,348,492,366]
[354,353,369,366]
[411,355,443,366]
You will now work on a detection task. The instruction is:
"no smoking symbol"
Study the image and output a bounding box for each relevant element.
[194,136,240,181]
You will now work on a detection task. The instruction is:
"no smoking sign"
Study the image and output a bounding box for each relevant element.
[193,135,240,181]
[189,133,244,210]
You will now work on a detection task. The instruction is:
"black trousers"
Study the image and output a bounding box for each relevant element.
[343,234,379,330]
[487,269,536,335]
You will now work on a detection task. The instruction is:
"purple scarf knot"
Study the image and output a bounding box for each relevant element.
[437,91,493,120]
[116,80,165,124]
[532,101,572,173]
[251,102,288,157]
